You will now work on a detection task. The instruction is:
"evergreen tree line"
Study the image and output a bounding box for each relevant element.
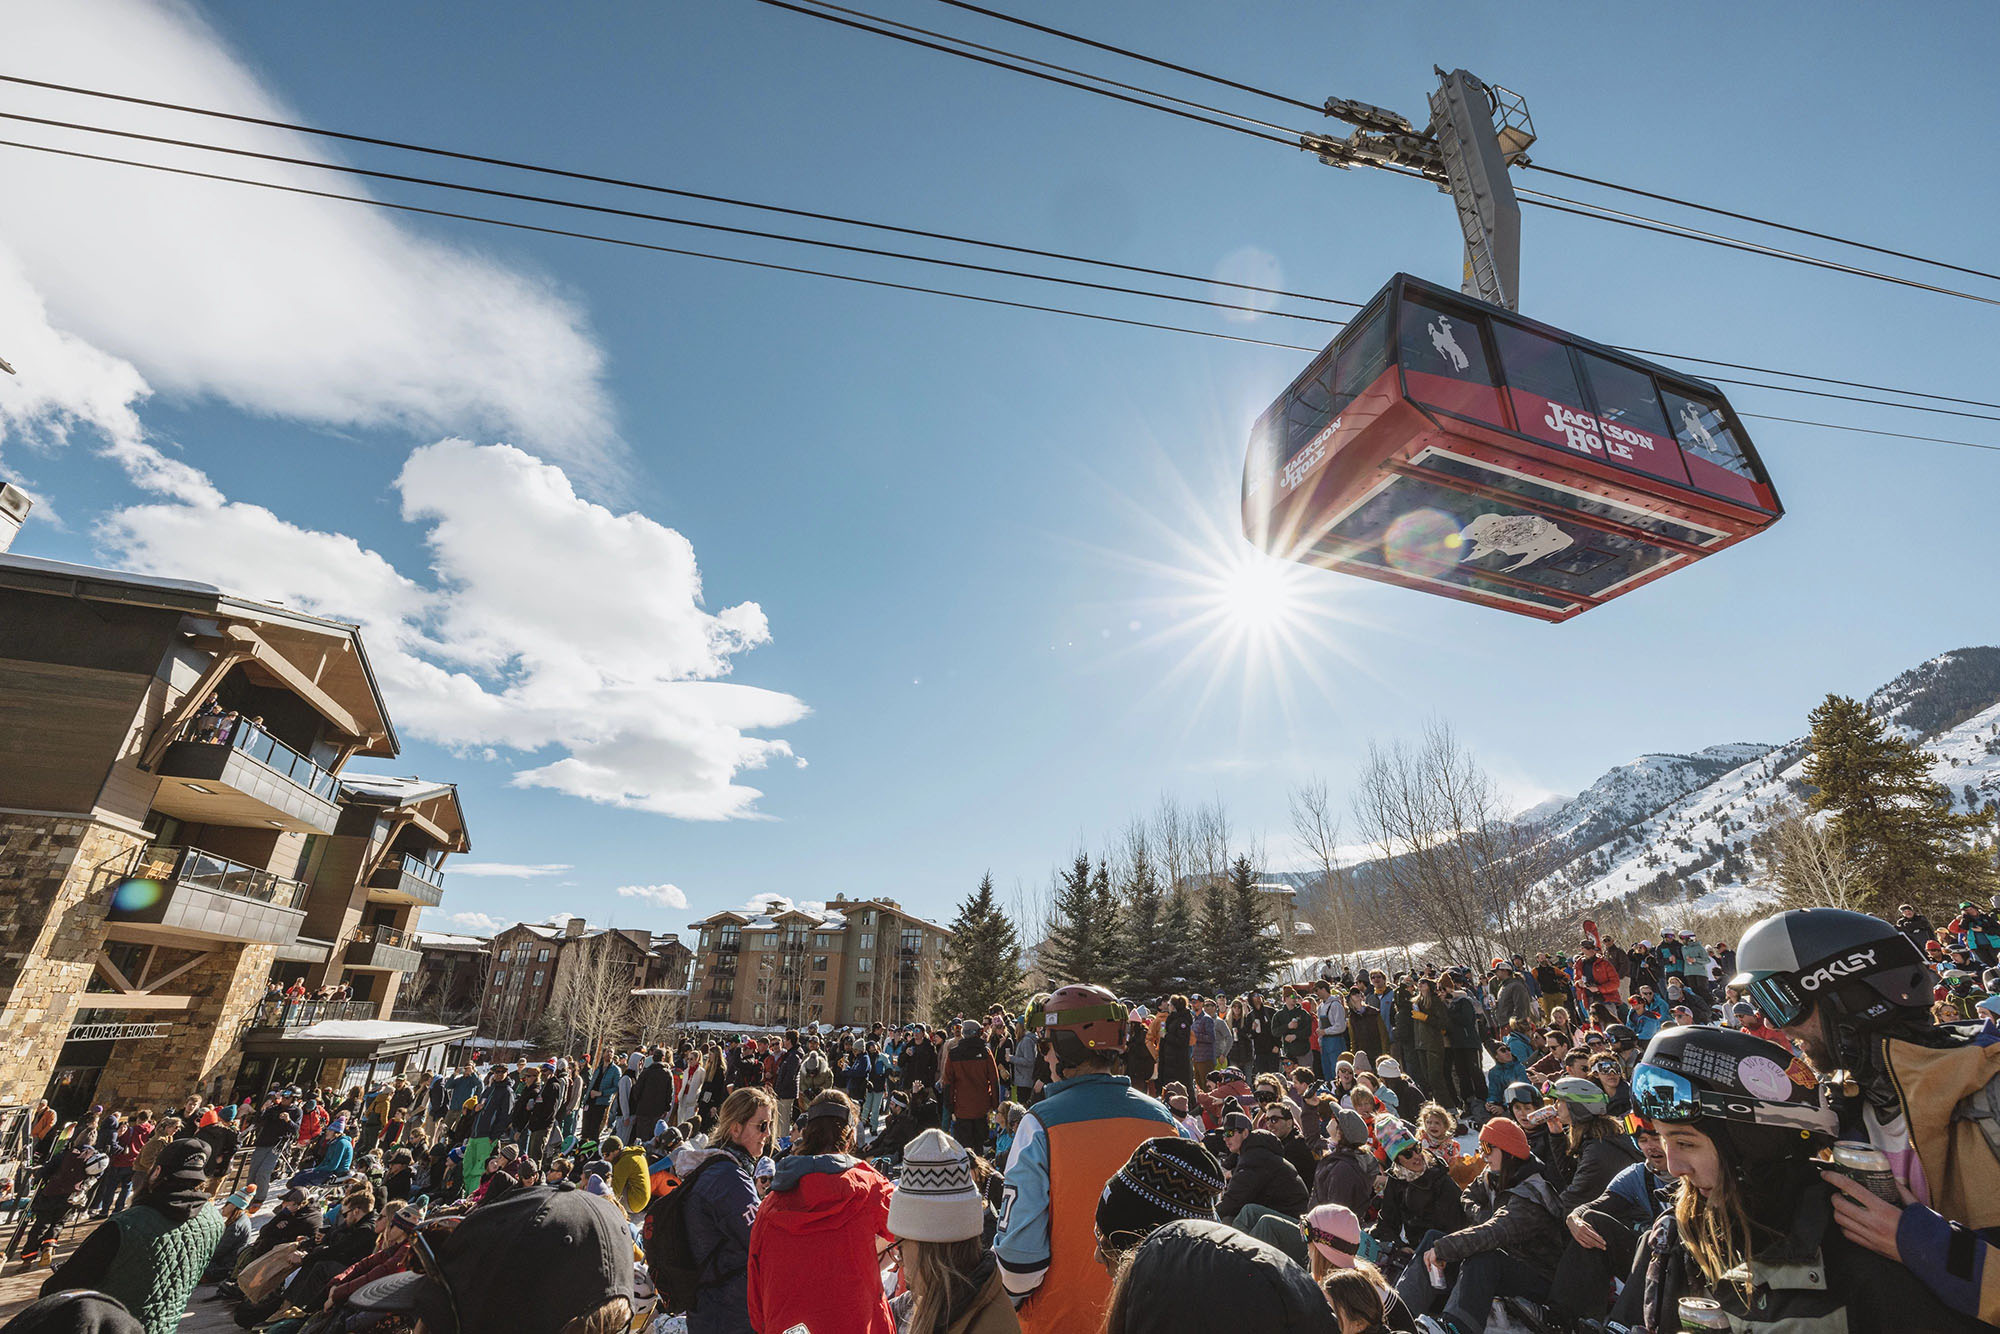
[936,842,1291,1022]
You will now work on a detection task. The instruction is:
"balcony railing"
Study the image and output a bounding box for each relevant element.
[352,923,411,950]
[131,845,311,910]
[177,715,338,801]
[391,852,444,886]
[247,998,378,1029]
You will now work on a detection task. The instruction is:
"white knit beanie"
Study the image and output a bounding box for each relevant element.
[887,1129,985,1243]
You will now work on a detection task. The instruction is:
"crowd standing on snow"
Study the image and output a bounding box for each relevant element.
[8,902,2000,1334]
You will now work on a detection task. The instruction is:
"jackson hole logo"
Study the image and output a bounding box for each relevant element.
[1460,513,1573,572]
[1428,317,1470,373]
[1280,418,1338,491]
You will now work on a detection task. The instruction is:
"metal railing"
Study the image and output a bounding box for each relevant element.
[392,851,444,887]
[247,998,378,1029]
[131,844,311,910]
[177,714,339,801]
[352,923,412,950]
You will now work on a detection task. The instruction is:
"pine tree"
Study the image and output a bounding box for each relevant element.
[1218,855,1285,994]
[1042,853,1118,986]
[1156,886,1199,993]
[938,873,1025,1022]
[1803,693,1995,913]
[1196,872,1233,993]
[1115,846,1175,1000]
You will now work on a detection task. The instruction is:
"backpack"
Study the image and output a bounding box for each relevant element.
[641,1156,735,1315]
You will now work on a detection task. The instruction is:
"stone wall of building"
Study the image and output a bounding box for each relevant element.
[0,812,142,1104]
[95,940,278,1110]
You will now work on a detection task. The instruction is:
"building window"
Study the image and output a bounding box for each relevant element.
[813,955,827,973]
[494,970,507,987]
[855,980,872,997]
[861,911,875,925]
[860,933,874,951]
[532,971,544,987]
[537,948,550,962]
[856,957,871,974]
[901,928,922,952]
[810,981,825,998]
[814,933,831,948]
[855,1006,870,1022]
[753,1004,767,1025]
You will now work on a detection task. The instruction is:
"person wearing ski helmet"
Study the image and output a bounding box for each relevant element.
[1733,906,2000,1323]
[1546,1075,1641,1212]
[1624,1024,1982,1332]
[992,983,1187,1334]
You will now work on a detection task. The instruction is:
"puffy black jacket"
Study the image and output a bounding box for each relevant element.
[1115,1220,1338,1333]
[1557,1131,1642,1213]
[1269,1130,1318,1190]
[1374,1158,1466,1248]
[1310,1145,1376,1215]
[1218,1130,1309,1220]
[1430,1158,1565,1276]
[628,1062,674,1130]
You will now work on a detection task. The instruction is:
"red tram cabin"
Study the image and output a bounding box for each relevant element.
[1241,273,1782,622]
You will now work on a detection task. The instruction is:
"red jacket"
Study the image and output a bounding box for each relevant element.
[747,1154,896,1334]
[944,1036,1003,1122]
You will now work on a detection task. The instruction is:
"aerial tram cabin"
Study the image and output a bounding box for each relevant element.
[1241,273,1782,622]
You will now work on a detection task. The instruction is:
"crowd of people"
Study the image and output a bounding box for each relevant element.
[7,902,2000,1334]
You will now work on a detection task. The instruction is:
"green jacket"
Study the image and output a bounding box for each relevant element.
[104,1201,224,1334]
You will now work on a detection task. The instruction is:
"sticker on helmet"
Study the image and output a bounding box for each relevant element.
[1737,1054,1792,1102]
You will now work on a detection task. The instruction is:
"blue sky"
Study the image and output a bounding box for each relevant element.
[2,0,1995,939]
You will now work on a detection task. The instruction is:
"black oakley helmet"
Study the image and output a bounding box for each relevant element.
[1729,908,1931,1030]
[1634,1025,1836,1149]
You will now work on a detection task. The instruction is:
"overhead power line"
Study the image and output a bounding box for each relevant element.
[0,72,1358,312]
[751,0,2000,308]
[0,107,1346,328]
[1526,163,2000,286]
[743,0,1301,149]
[4,96,1995,425]
[6,135,1997,459]
[0,135,1319,355]
[920,0,1324,114]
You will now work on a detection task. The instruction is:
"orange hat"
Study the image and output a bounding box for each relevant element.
[1478,1115,1530,1161]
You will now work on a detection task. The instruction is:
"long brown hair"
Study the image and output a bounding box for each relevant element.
[1673,1168,1774,1297]
[906,1236,984,1334]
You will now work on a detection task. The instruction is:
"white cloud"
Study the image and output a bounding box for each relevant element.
[451,862,576,879]
[442,911,505,935]
[615,884,690,909]
[0,0,615,474]
[98,439,808,820]
[543,912,582,927]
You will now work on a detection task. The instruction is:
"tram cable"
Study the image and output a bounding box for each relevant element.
[756,0,2000,306]
[7,134,1997,459]
[0,72,1360,312]
[907,0,2000,287]
[0,134,1322,357]
[4,101,1997,426]
[0,106,1350,328]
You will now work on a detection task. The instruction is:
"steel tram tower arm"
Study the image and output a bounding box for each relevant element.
[1301,68,1535,311]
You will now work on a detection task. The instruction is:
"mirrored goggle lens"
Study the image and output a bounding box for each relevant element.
[1631,1064,1698,1122]
[1748,976,1807,1028]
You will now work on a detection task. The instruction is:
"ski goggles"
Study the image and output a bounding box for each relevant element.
[1743,974,1810,1028]
[1632,1062,1835,1136]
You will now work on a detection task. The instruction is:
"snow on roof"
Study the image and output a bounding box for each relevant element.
[287,1020,459,1042]
[1252,883,1296,895]
[337,773,455,803]
[413,931,489,949]
[710,893,850,931]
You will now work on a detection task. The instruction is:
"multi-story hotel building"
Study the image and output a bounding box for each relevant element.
[685,893,952,1029]
[0,549,470,1112]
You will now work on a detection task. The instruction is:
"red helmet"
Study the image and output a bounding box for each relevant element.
[1041,984,1127,1062]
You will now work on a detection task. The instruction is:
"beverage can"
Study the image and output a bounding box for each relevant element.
[1677,1296,1729,1330]
[1828,1140,1901,1204]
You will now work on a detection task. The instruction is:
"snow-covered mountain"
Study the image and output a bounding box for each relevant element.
[1530,647,2000,915]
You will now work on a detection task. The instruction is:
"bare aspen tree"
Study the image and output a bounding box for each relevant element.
[631,990,687,1050]
[1290,777,1354,965]
[1768,801,1873,911]
[545,933,634,1060]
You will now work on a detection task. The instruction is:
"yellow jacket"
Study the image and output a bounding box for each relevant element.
[611,1144,652,1217]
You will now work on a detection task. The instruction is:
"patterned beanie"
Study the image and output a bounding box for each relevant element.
[1094,1136,1225,1251]
[887,1129,985,1243]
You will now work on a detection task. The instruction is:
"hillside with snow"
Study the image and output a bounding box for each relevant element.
[1536,646,2000,916]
